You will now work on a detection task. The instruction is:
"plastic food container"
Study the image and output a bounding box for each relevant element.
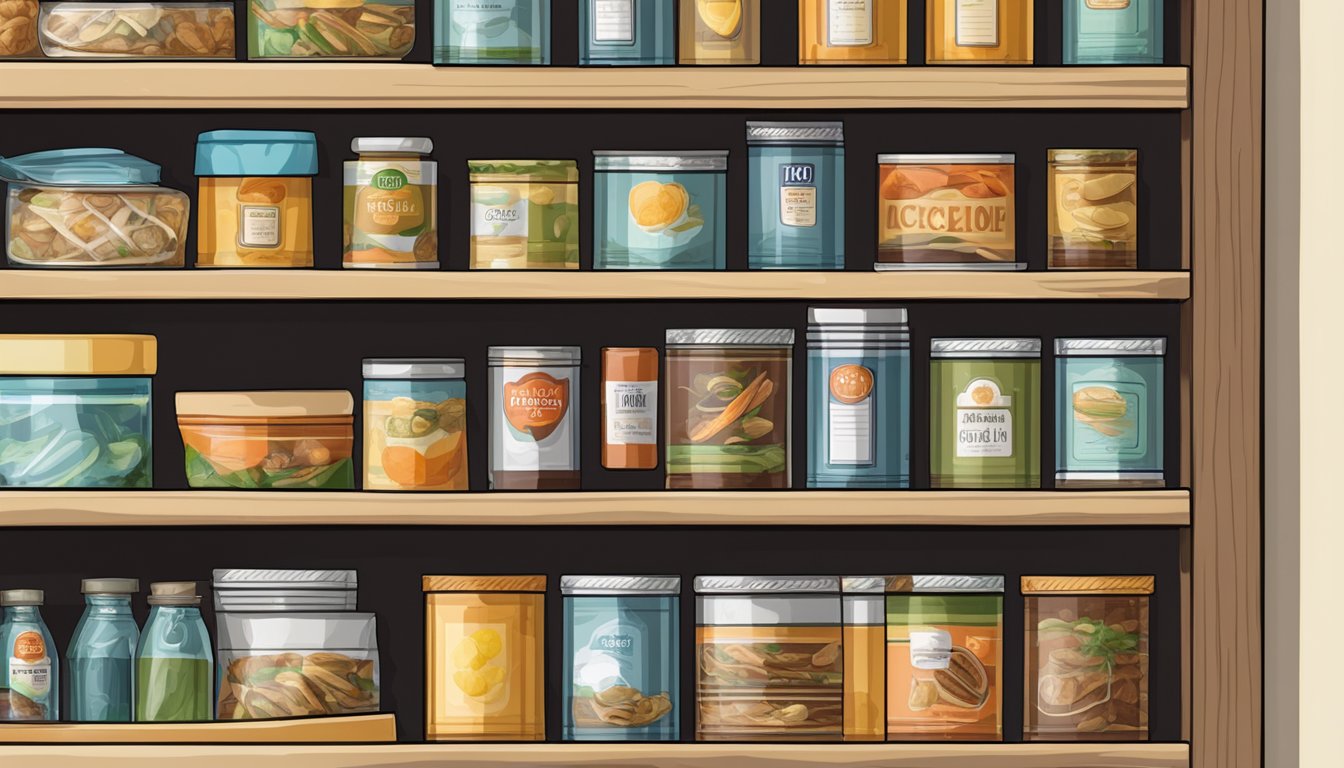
[594,151,728,270]
[424,575,546,742]
[488,346,581,490]
[1048,149,1139,269]
[2,149,188,267]
[1056,338,1165,488]
[344,137,438,270]
[579,0,674,65]
[877,154,1018,270]
[39,2,235,58]
[363,358,468,491]
[249,0,413,59]
[679,0,758,64]
[799,0,907,64]
[0,334,155,488]
[434,0,548,64]
[176,391,355,490]
[469,160,579,270]
[747,122,845,270]
[0,0,41,57]
[1064,0,1163,65]
[926,0,1033,64]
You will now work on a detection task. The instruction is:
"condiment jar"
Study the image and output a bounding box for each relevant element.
[67,578,140,723]
[195,130,318,267]
[488,346,581,490]
[926,0,1033,64]
[1048,150,1139,269]
[0,589,58,721]
[344,137,438,270]
[434,0,550,64]
[876,154,1019,270]
[579,0,675,65]
[593,151,728,270]
[469,160,579,270]
[1055,338,1165,488]
[747,122,845,270]
[602,347,659,470]
[799,0,908,64]
[1064,0,1163,65]
[249,0,414,59]
[364,359,469,491]
[679,0,759,64]
[135,582,212,722]
[842,576,886,742]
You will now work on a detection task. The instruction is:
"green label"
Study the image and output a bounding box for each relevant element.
[372,169,408,191]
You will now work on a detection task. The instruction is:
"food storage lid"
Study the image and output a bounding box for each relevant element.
[561,576,681,596]
[0,589,43,606]
[195,130,319,176]
[886,575,1006,593]
[487,346,582,366]
[841,576,887,594]
[0,148,163,186]
[1049,149,1138,164]
[808,307,909,326]
[665,329,796,347]
[0,334,157,375]
[468,160,579,183]
[148,581,201,606]
[593,151,729,172]
[930,338,1041,359]
[1055,338,1167,357]
[351,137,433,155]
[1021,575,1155,595]
[697,594,841,626]
[423,575,547,593]
[81,578,139,595]
[842,578,885,626]
[694,576,840,594]
[746,121,844,146]
[878,153,1015,165]
[213,569,358,612]
[363,358,466,380]
[217,612,377,651]
[175,391,355,418]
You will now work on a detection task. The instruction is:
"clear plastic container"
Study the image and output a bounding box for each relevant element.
[249,0,413,59]
[877,154,1019,270]
[0,0,42,57]
[1063,0,1163,65]
[747,122,845,270]
[135,582,212,722]
[39,2,235,58]
[593,151,728,270]
[469,160,579,270]
[0,590,58,721]
[799,0,908,64]
[434,0,548,64]
[67,578,140,723]
[363,358,468,491]
[679,0,758,64]
[579,0,674,65]
[1055,338,1165,488]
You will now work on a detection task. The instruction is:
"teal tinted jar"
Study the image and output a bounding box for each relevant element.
[562,576,679,742]
[747,122,845,270]
[435,0,550,64]
[1063,0,1163,65]
[1055,338,1165,488]
[580,0,675,65]
[68,579,140,722]
[0,590,58,721]
[135,582,213,722]
[594,151,728,270]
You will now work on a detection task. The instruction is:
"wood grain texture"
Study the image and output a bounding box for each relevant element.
[0,714,395,743]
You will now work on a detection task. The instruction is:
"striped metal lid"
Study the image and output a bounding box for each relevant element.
[886,575,1005,593]
[666,329,795,347]
[931,338,1041,358]
[1021,575,1155,595]
[1055,338,1167,357]
[561,575,681,595]
[694,576,840,594]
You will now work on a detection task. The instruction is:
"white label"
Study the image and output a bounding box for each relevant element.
[955,378,1013,458]
[605,380,657,445]
[781,187,817,227]
[909,628,953,670]
[239,205,281,248]
[827,0,874,46]
[472,194,529,239]
[955,0,1000,47]
[593,0,634,43]
[828,399,874,466]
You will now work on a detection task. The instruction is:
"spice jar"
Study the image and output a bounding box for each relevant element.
[249,0,414,59]
[196,130,318,267]
[926,0,1033,64]
[885,575,1004,741]
[665,329,793,489]
[679,0,759,65]
[424,575,546,741]
[561,575,680,742]
[489,346,581,490]
[807,307,911,488]
[593,151,728,270]
[0,589,58,721]
[40,3,235,58]
[1055,339,1165,488]
[470,160,579,270]
[929,338,1041,489]
[799,0,908,64]
[434,0,549,64]
[1023,576,1152,741]
[344,137,438,270]
[876,154,1019,270]
[0,0,40,57]
[1048,150,1139,270]
[602,347,658,470]
[364,358,469,491]
[1064,0,1163,65]
[747,122,845,270]
[842,576,885,742]
[67,578,139,723]
[135,582,212,722]
[579,0,675,65]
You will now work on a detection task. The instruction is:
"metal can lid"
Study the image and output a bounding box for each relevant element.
[148,581,201,606]
[746,121,844,146]
[878,153,1015,166]
[363,358,466,380]
[841,576,887,594]
[213,569,357,587]
[352,137,434,155]
[931,338,1042,358]
[487,346,582,366]
[0,589,43,606]
[593,151,729,172]
[807,307,908,326]
[694,576,841,594]
[886,575,1005,593]
[1055,338,1167,357]
[0,334,157,376]
[561,575,681,595]
[81,578,139,595]
[1021,575,1155,595]
[666,329,795,347]
[1049,149,1139,164]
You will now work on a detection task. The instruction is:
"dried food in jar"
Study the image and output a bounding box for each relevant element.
[0,0,40,57]
[218,651,378,719]
[39,3,235,58]
[250,0,414,59]
[573,685,672,729]
[1048,150,1139,269]
[877,155,1017,270]
[9,189,187,265]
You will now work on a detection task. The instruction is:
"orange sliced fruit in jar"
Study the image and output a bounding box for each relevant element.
[697,0,742,39]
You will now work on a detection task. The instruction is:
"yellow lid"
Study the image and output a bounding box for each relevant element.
[423,575,547,593]
[176,391,354,418]
[1021,575,1155,595]
[0,334,156,376]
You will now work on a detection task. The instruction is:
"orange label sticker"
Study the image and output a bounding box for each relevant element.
[504,372,570,441]
[13,631,45,662]
[830,364,874,405]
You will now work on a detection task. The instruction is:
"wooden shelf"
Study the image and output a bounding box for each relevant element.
[0,490,1190,527]
[0,270,1191,301]
[0,714,396,743]
[0,64,1189,110]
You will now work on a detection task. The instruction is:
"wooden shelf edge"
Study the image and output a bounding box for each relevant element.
[0,714,396,743]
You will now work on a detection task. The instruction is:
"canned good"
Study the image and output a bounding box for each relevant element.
[579,0,675,65]
[1064,0,1163,65]
[748,122,845,270]
[593,151,728,270]
[926,0,1033,64]
[344,137,438,269]
[1055,339,1165,488]
[489,346,581,490]
[363,358,468,491]
[469,160,579,270]
[877,154,1018,270]
[602,347,659,470]
[842,576,886,742]
[679,0,759,64]
[434,0,549,64]
[1048,150,1139,269]
[799,0,908,64]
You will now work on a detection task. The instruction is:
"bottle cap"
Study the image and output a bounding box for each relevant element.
[148,581,201,606]
[0,589,43,606]
[82,578,140,595]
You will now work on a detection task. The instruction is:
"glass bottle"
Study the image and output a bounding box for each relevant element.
[0,589,58,721]
[135,582,212,722]
[68,578,140,722]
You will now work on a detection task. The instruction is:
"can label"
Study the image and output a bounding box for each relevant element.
[955,0,1000,47]
[780,163,818,228]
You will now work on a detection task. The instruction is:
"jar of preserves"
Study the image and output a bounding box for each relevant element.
[250,0,414,59]
[579,0,675,65]
[1048,150,1139,270]
[747,122,845,270]
[842,576,885,742]
[1056,338,1165,488]
[488,346,581,490]
[679,0,758,64]
[364,358,469,491]
[926,0,1032,64]
[799,0,907,64]
[434,0,549,64]
[67,578,139,723]
[593,151,728,270]
[135,582,212,722]
[344,137,438,270]
[1064,0,1163,65]
[877,154,1019,270]
[469,160,579,270]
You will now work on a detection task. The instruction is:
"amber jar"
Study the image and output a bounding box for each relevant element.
[602,347,659,470]
[926,0,1033,64]
[1048,149,1140,269]
[799,0,907,64]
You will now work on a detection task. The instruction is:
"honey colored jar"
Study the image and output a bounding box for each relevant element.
[602,347,659,470]
[799,0,908,65]
[679,0,759,65]
[926,0,1032,64]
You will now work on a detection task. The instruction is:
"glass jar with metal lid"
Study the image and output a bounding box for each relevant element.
[489,346,581,490]
[344,137,438,270]
[561,575,680,742]
[364,358,468,491]
[1055,338,1165,488]
[1048,149,1140,269]
[877,153,1019,270]
[747,121,845,270]
[1063,0,1163,65]
[469,160,579,270]
[593,151,728,270]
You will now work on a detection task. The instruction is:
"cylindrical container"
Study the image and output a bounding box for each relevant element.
[885,575,1004,741]
[1064,0,1163,65]
[876,154,1019,270]
[344,137,438,270]
[929,338,1041,489]
[0,334,155,488]
[175,391,356,490]
[665,329,793,489]
[423,575,546,741]
[561,575,680,742]
[195,130,318,267]
[488,347,581,490]
[0,0,41,57]
[434,0,549,64]
[40,2,235,58]
[807,308,911,488]
[579,0,675,65]
[469,160,579,270]
[67,578,140,722]
[364,359,469,491]
[249,0,414,59]
[926,0,1033,63]
[593,151,728,270]
[747,122,845,270]
[0,589,58,721]
[1055,339,1165,488]
[695,576,843,741]
[1048,149,1139,270]
[799,0,908,64]
[602,347,658,470]
[135,582,212,722]
[842,576,886,742]
[1023,575,1152,741]
[679,0,759,64]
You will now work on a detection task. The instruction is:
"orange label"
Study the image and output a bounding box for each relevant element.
[830,364,874,404]
[504,372,570,441]
[13,631,45,662]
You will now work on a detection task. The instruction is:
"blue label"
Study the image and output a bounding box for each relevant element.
[781,163,815,186]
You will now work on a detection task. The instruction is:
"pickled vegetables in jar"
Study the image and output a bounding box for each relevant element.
[249,0,414,59]
[364,359,468,491]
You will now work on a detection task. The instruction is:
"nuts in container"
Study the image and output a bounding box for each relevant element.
[38,2,235,58]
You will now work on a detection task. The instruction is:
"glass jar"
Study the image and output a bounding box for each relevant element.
[40,3,235,58]
[488,346,581,490]
[0,0,41,57]
[176,391,356,490]
[1,148,188,267]
[67,578,140,723]
[679,0,759,64]
[135,582,212,722]
[842,577,885,742]
[926,0,1032,64]
[665,329,793,489]
[423,575,546,741]
[0,334,155,488]
[1048,150,1139,270]
[364,359,468,491]
[580,0,675,65]
[876,154,1019,270]
[930,338,1041,489]
[1023,575,1152,741]
[434,0,549,64]
[807,307,911,488]
[747,122,845,270]
[561,575,680,742]
[469,160,579,270]
[0,590,58,721]
[602,347,658,470]
[885,574,1004,741]
[1064,0,1163,65]
[195,130,318,268]
[249,0,413,59]
[593,151,728,271]
[1056,338,1165,488]
[799,0,908,64]
[344,137,438,270]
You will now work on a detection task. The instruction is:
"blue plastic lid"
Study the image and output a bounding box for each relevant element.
[195,130,319,177]
[0,148,163,186]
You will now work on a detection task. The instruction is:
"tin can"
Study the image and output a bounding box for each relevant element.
[877,154,1018,270]
[344,137,437,269]
[747,122,845,270]
[1064,0,1163,65]
[1055,338,1165,488]
[580,0,675,65]
[593,151,728,270]
[1048,149,1139,269]
[488,346,581,490]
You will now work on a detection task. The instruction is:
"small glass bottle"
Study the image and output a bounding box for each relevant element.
[68,578,140,722]
[602,347,659,470]
[1064,0,1163,65]
[679,0,759,64]
[0,589,58,721]
[926,0,1033,64]
[580,0,676,65]
[747,121,846,270]
[135,582,212,722]
[344,137,438,270]
[434,0,550,64]
[799,0,908,64]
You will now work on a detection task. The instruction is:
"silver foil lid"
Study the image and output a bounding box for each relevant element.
[694,576,840,594]
[886,575,1006,593]
[561,575,681,595]
[363,358,465,380]
[808,307,908,326]
[879,153,1015,165]
[841,576,887,594]
[746,121,844,146]
[1055,338,1167,357]
[82,578,139,595]
[666,329,795,347]
[931,338,1041,358]
[593,151,729,172]
[487,346,582,366]
[214,569,358,588]
[351,136,433,155]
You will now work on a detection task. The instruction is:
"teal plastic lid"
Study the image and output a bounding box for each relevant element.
[0,148,162,186]
[195,130,319,177]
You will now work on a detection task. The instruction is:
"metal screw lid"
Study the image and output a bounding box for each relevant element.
[931,338,1042,358]
[1055,338,1167,357]
[746,121,844,146]
[694,576,841,594]
[666,329,796,346]
[0,589,43,606]
[81,578,139,595]
[561,575,682,595]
